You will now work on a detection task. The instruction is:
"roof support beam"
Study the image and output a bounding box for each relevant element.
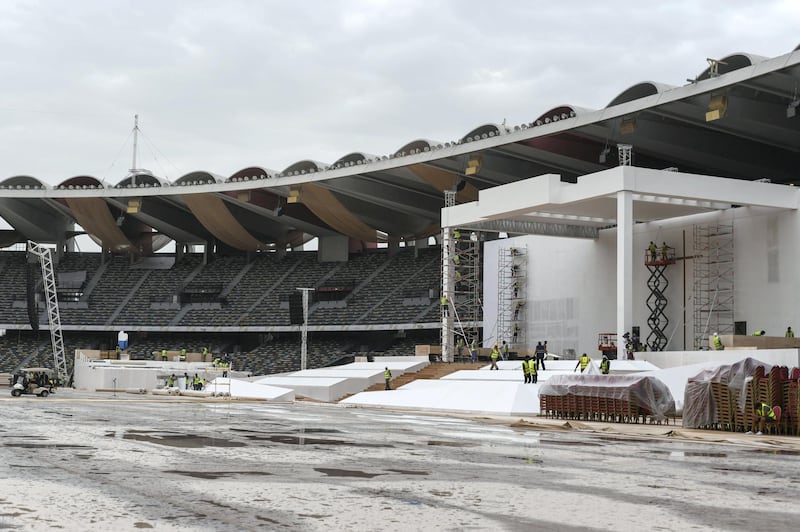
[460,219,600,239]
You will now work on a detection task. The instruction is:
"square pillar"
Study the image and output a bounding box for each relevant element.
[617,190,633,351]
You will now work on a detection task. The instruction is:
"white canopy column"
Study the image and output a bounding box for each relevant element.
[616,189,633,353]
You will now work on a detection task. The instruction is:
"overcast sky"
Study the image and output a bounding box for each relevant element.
[0,0,798,184]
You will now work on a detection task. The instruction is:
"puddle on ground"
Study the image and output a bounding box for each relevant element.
[427,440,478,447]
[647,450,728,458]
[164,470,272,479]
[3,443,92,450]
[747,449,800,456]
[314,468,382,478]
[385,469,429,475]
[122,432,246,448]
[712,466,764,473]
[538,439,601,447]
[596,436,652,444]
[244,434,392,448]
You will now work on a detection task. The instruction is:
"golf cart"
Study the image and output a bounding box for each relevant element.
[11,367,55,397]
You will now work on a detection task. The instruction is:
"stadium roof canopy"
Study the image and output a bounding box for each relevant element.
[1,46,799,254]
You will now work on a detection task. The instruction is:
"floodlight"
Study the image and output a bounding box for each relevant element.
[705,94,728,122]
[620,117,637,135]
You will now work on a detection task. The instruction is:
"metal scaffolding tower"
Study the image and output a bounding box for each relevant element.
[692,223,735,349]
[443,227,482,355]
[453,229,483,343]
[26,241,67,382]
[644,244,676,351]
[497,246,527,351]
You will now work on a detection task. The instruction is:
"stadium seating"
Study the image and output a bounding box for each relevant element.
[0,248,444,376]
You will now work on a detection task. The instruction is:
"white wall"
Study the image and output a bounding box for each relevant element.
[483,207,800,357]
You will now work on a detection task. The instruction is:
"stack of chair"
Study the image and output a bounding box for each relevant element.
[766,366,786,435]
[783,376,798,435]
[711,381,733,431]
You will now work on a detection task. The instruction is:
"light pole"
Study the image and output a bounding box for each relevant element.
[297,287,315,370]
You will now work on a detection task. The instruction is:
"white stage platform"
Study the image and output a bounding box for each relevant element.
[206,378,295,401]
[338,355,774,416]
[340,380,541,416]
[288,368,395,386]
[255,376,365,402]
[252,359,429,402]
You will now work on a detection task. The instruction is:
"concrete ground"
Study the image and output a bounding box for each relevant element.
[2,390,799,531]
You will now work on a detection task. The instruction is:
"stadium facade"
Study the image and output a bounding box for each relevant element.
[1,44,799,373]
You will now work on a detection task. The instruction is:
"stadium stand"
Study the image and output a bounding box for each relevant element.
[0,248,443,376]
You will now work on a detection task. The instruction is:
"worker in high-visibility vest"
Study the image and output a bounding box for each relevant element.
[384,367,392,390]
[600,355,610,375]
[574,353,591,372]
[529,356,538,383]
[713,333,724,350]
[521,357,530,383]
[749,402,777,435]
[490,345,500,370]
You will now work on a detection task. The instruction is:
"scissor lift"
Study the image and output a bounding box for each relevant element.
[644,245,676,351]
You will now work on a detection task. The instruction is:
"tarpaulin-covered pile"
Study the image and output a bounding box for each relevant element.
[683,357,771,429]
[538,374,676,419]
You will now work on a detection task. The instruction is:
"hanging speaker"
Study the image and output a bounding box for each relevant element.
[26,263,39,332]
[289,293,303,325]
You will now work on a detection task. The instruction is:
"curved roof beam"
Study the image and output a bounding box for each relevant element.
[56,175,107,190]
[115,172,169,188]
[281,160,327,177]
[461,125,503,143]
[181,193,267,251]
[228,166,275,182]
[175,171,222,186]
[331,152,376,169]
[395,139,440,157]
[607,82,675,108]
[406,164,478,203]
[65,197,134,253]
[533,106,581,126]
[695,53,768,81]
[0,175,49,190]
[295,183,379,242]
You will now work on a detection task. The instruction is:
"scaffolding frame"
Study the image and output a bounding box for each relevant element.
[26,241,67,382]
[692,223,734,349]
[442,227,482,358]
[497,246,527,352]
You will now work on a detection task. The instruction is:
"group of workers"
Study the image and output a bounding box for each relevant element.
[647,241,671,262]
[166,373,206,390]
[572,353,611,374]
[712,327,795,350]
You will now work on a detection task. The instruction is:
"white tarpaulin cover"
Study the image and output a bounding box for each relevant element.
[682,357,771,429]
[538,374,676,419]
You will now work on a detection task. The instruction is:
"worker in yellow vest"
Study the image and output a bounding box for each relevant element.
[574,353,591,373]
[529,356,538,383]
[600,355,610,375]
[749,402,777,435]
[521,357,530,383]
[713,333,724,350]
[490,345,500,370]
[384,367,392,390]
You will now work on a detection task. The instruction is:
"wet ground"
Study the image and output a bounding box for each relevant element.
[1,390,799,531]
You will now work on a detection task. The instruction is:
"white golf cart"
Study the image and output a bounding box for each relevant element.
[11,367,54,398]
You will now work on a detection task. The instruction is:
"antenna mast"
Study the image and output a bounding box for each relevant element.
[130,114,139,174]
